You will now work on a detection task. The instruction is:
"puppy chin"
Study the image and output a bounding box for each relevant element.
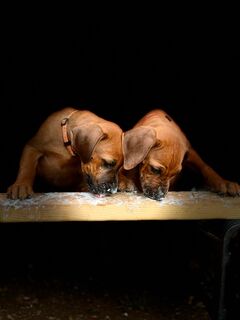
[143,186,168,201]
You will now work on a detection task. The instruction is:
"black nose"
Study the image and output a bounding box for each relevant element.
[144,187,168,201]
[86,178,117,195]
[93,182,116,194]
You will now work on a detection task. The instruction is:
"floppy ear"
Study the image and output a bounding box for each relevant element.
[123,126,157,170]
[71,124,106,163]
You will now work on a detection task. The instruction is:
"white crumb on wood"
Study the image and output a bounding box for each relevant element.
[1,191,189,210]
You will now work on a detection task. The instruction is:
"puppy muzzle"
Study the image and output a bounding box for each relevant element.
[143,186,168,201]
[86,175,118,195]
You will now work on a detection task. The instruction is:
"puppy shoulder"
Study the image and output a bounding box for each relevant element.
[27,108,77,148]
[50,107,78,118]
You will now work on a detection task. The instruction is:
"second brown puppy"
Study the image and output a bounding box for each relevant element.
[7,108,123,199]
[119,109,240,200]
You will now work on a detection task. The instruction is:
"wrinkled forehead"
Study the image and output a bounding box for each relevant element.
[94,136,123,160]
[148,145,185,169]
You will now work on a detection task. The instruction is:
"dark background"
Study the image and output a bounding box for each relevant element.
[2,16,240,190]
[1,12,240,319]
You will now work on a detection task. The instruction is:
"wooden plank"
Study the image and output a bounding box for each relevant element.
[0,191,240,223]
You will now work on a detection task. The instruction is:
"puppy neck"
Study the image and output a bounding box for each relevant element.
[61,110,79,156]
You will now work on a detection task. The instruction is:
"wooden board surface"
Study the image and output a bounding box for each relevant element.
[0,191,240,222]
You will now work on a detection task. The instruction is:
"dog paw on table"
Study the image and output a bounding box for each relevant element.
[205,177,240,197]
[7,183,33,200]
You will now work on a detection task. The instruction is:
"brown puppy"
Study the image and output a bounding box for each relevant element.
[119,109,240,200]
[7,108,123,199]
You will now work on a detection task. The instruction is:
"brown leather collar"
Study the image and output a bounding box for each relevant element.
[61,110,78,156]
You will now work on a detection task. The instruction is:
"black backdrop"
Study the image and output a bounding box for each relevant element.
[2,18,240,191]
[1,12,240,313]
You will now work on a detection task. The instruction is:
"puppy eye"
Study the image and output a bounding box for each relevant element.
[102,159,117,169]
[150,166,163,175]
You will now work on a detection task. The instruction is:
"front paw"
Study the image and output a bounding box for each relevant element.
[7,183,34,200]
[210,180,240,197]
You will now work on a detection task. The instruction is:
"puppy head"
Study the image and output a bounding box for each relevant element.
[123,126,187,200]
[71,122,123,195]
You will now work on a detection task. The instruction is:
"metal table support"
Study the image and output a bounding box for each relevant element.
[197,220,240,320]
